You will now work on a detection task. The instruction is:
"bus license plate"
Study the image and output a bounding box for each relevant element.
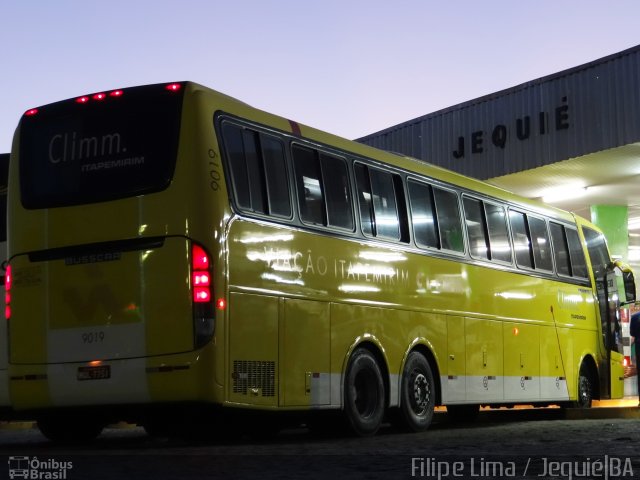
[77,365,111,381]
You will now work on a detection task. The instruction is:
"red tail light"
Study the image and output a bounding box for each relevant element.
[193,272,210,286]
[194,287,211,303]
[191,243,216,348]
[192,244,211,303]
[192,244,210,270]
[5,264,11,320]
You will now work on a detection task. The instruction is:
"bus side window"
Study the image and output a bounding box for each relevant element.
[566,227,588,278]
[509,210,534,269]
[261,135,291,218]
[369,167,400,241]
[408,180,439,249]
[549,222,571,276]
[433,187,464,253]
[583,227,609,281]
[320,153,354,231]
[221,123,290,218]
[463,196,489,260]
[292,145,325,226]
[222,123,260,212]
[354,163,401,241]
[355,163,374,236]
[485,202,512,263]
[528,216,553,271]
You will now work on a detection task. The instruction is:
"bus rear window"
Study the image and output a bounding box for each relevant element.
[19,83,184,209]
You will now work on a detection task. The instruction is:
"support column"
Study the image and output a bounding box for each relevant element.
[590,205,629,262]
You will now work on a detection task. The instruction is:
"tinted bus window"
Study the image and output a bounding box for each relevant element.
[566,228,588,278]
[550,222,571,276]
[529,216,553,271]
[293,145,325,225]
[433,188,464,253]
[485,202,512,263]
[320,154,353,231]
[20,85,183,209]
[222,124,291,218]
[355,164,400,241]
[509,210,533,269]
[369,168,400,240]
[262,136,291,217]
[355,164,374,236]
[408,180,438,249]
[223,124,253,210]
[583,227,609,282]
[464,197,488,260]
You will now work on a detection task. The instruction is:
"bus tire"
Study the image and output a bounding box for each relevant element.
[572,363,594,409]
[343,348,385,436]
[38,416,104,444]
[397,351,435,432]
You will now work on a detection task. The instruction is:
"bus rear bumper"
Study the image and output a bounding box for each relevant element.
[8,350,219,411]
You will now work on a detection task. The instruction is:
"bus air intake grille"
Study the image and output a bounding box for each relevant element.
[232,360,276,397]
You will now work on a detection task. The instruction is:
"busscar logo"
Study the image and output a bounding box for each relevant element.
[8,456,73,479]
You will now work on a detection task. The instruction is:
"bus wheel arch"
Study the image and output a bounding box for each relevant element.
[37,414,105,444]
[342,343,388,436]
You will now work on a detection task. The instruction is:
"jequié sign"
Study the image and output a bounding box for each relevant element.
[451,97,569,159]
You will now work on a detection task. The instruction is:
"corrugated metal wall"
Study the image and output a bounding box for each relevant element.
[358,46,640,180]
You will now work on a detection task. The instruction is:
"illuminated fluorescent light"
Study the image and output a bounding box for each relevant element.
[542,186,588,203]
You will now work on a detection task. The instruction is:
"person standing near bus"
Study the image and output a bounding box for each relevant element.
[631,312,640,406]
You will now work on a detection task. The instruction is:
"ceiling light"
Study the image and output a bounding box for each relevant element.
[542,185,588,203]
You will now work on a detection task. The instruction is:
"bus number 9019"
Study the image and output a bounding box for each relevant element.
[82,331,105,344]
[208,149,221,191]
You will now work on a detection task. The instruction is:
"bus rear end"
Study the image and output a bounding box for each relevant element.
[7,83,220,440]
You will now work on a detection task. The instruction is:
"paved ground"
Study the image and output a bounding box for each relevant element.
[0,405,639,480]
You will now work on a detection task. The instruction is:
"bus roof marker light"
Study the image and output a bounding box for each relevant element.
[25,108,38,116]
[165,83,182,92]
[76,96,90,104]
[93,93,107,101]
[109,90,123,97]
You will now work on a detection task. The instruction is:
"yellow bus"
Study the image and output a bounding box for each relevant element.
[7,82,635,441]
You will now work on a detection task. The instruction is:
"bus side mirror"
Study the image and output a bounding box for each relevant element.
[623,270,636,303]
[613,260,636,303]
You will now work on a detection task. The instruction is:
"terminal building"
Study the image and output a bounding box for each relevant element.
[358,44,640,278]
[358,44,640,395]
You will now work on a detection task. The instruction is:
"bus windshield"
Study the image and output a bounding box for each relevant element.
[19,84,184,209]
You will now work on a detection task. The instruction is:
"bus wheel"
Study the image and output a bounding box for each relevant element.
[572,364,594,408]
[398,351,435,432]
[343,348,385,436]
[38,416,104,443]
